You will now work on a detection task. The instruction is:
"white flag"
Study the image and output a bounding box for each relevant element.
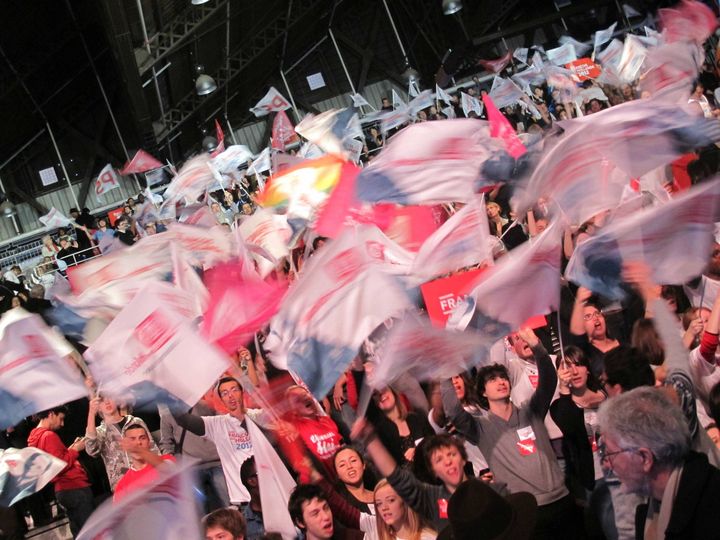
[513,48,529,65]
[0,447,67,506]
[595,39,624,70]
[460,92,483,117]
[391,88,406,109]
[623,3,641,18]
[546,42,577,65]
[248,147,271,175]
[250,87,292,117]
[350,93,370,108]
[408,79,420,98]
[38,207,73,230]
[616,34,648,83]
[435,84,453,105]
[489,76,526,109]
[94,164,120,199]
[558,36,592,57]
[0,309,84,429]
[441,105,456,119]
[247,419,297,539]
[408,90,435,116]
[594,22,618,50]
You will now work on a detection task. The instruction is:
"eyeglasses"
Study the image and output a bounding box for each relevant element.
[583,311,603,321]
[599,448,637,466]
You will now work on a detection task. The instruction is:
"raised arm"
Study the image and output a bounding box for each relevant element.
[440,379,479,444]
[518,328,557,417]
[570,287,593,336]
[171,411,206,437]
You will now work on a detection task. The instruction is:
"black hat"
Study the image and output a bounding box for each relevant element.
[437,479,537,540]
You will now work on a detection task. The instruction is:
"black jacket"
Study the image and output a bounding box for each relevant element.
[635,451,720,539]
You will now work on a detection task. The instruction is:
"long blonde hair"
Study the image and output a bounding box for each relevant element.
[374,479,432,540]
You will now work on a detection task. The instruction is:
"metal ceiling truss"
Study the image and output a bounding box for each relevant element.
[155,0,324,143]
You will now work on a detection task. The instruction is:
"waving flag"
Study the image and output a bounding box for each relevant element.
[120,149,163,175]
[78,461,199,540]
[355,119,492,205]
[294,108,363,157]
[593,22,618,51]
[408,90,435,116]
[640,41,702,101]
[163,155,214,204]
[408,79,420,98]
[477,51,513,73]
[513,48,529,65]
[250,87,292,117]
[271,110,299,151]
[616,35,648,83]
[546,43,577,66]
[512,65,548,93]
[595,39,623,71]
[0,309,84,429]
[350,93,371,108]
[435,84,453,105]
[411,197,491,281]
[248,147,272,176]
[566,179,720,299]
[238,210,292,277]
[559,36,592,58]
[0,447,67,506]
[212,145,254,174]
[460,93,483,117]
[270,226,413,397]
[94,164,121,199]
[449,223,562,339]
[489,76,526,109]
[210,119,226,158]
[391,88,406,110]
[659,0,717,44]
[483,94,527,159]
[38,208,74,229]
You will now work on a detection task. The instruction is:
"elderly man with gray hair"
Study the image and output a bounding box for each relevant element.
[598,387,720,539]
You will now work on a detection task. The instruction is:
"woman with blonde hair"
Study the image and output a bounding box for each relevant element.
[374,479,436,540]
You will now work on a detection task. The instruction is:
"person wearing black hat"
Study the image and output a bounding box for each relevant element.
[436,478,537,540]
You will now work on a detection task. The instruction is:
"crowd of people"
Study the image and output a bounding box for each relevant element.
[3,3,720,540]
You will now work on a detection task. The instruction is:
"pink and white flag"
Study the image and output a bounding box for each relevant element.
[38,208,73,229]
[483,94,527,159]
[163,155,215,204]
[272,110,299,151]
[488,76,526,109]
[0,309,84,429]
[411,196,492,281]
[171,244,209,318]
[84,282,230,408]
[594,22,617,51]
[120,149,163,176]
[238,210,292,277]
[0,447,67,506]
[435,84,453,105]
[659,0,717,45]
[448,223,562,337]
[546,43,577,66]
[595,39,624,70]
[250,87,292,117]
[566,179,720,299]
[558,36,592,57]
[460,92,483,117]
[94,164,121,199]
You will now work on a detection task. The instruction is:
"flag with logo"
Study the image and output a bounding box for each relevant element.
[250,87,292,117]
[84,282,230,408]
[0,447,67,506]
[238,209,292,277]
[77,461,200,540]
[546,43,577,66]
[511,65,548,93]
[163,155,215,204]
[355,119,492,205]
[120,149,163,175]
[489,76,526,109]
[566,179,720,299]
[94,164,121,199]
[212,145,254,174]
[513,48,529,65]
[408,90,435,116]
[435,84,453,105]
[0,309,85,429]
[270,226,413,397]
[39,207,74,229]
[595,39,623,71]
[294,108,363,158]
[448,223,562,341]
[420,268,486,327]
[272,110,299,151]
[460,93,483,117]
[380,106,410,133]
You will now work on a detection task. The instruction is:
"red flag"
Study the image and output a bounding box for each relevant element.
[482,94,526,159]
[271,110,299,151]
[120,150,163,175]
[210,119,226,158]
[477,51,513,73]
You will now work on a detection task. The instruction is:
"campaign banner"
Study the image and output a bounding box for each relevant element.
[420,268,485,327]
[566,58,602,82]
[94,164,121,199]
[84,282,230,408]
[250,87,292,117]
[0,447,67,506]
[38,208,74,230]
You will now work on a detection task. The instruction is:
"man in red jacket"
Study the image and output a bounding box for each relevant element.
[27,406,95,537]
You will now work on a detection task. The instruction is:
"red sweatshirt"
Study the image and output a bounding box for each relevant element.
[278,414,342,481]
[27,428,90,492]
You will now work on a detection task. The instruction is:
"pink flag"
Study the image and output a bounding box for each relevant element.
[200,260,286,355]
[210,119,226,158]
[171,244,209,318]
[659,0,717,44]
[482,94,526,159]
[120,150,163,175]
[250,87,292,117]
[449,223,562,337]
[271,110,299,151]
[477,51,513,73]
[411,197,492,282]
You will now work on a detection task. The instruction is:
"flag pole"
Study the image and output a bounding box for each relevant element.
[279,70,300,123]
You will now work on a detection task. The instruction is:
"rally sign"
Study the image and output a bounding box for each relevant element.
[566,58,602,82]
[420,268,485,327]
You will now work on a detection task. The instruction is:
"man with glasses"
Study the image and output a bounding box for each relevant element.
[598,386,720,538]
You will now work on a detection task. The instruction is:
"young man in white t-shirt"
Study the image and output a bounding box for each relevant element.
[173,377,262,504]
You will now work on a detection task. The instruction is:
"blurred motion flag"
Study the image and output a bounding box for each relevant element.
[271,110,299,151]
[546,43,577,66]
[483,94,527,159]
[513,48,529,65]
[238,210,292,277]
[391,88,405,109]
[162,155,215,204]
[250,86,292,117]
[248,147,272,176]
[460,92,483,117]
[94,164,121,199]
[420,268,486,327]
[593,22,617,51]
[435,84,453,105]
[212,144,254,174]
[350,93,370,108]
[558,36,592,58]
[0,447,66,506]
[84,282,230,409]
[171,244,209,318]
[77,461,200,540]
[595,39,623,71]
[295,108,363,157]
[210,119,226,157]
[477,50,513,73]
[489,76,526,109]
[448,223,562,341]
[566,179,720,299]
[0,309,84,429]
[39,207,74,229]
[659,0,717,44]
[120,149,163,175]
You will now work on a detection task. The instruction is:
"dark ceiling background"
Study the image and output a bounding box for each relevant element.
[0,0,671,205]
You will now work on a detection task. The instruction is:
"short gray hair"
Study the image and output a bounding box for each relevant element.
[597,386,690,468]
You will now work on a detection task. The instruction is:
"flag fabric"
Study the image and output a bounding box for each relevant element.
[593,22,617,51]
[408,90,435,116]
[350,93,370,108]
[477,51,513,73]
[659,0,717,44]
[441,105,456,119]
[391,88,405,109]
[171,244,209,318]
[271,110,299,151]
[460,92,483,117]
[640,41,702,102]
[531,50,545,69]
[84,282,230,408]
[313,162,363,238]
[269,226,413,398]
[238,210,292,277]
[39,207,74,229]
[546,43,577,66]
[163,155,215,204]
[355,119,492,205]
[120,149,163,176]
[210,119,226,158]
[77,461,200,540]
[250,87,292,117]
[369,315,489,390]
[448,223,562,341]
[248,147,272,176]
[565,179,720,299]
[0,447,67,506]
[558,36,592,58]
[246,419,297,540]
[435,84,453,105]
[0,309,85,429]
[513,48,529,65]
[420,268,486,327]
[408,79,420,98]
[511,65,548,93]
[483,94,527,159]
[411,196,491,281]
[212,145,254,174]
[94,164,121,199]
[595,39,623,71]
[616,35,648,83]
[623,3,641,17]
[200,260,286,354]
[380,106,410,133]
[294,108,362,158]
[489,76,526,109]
